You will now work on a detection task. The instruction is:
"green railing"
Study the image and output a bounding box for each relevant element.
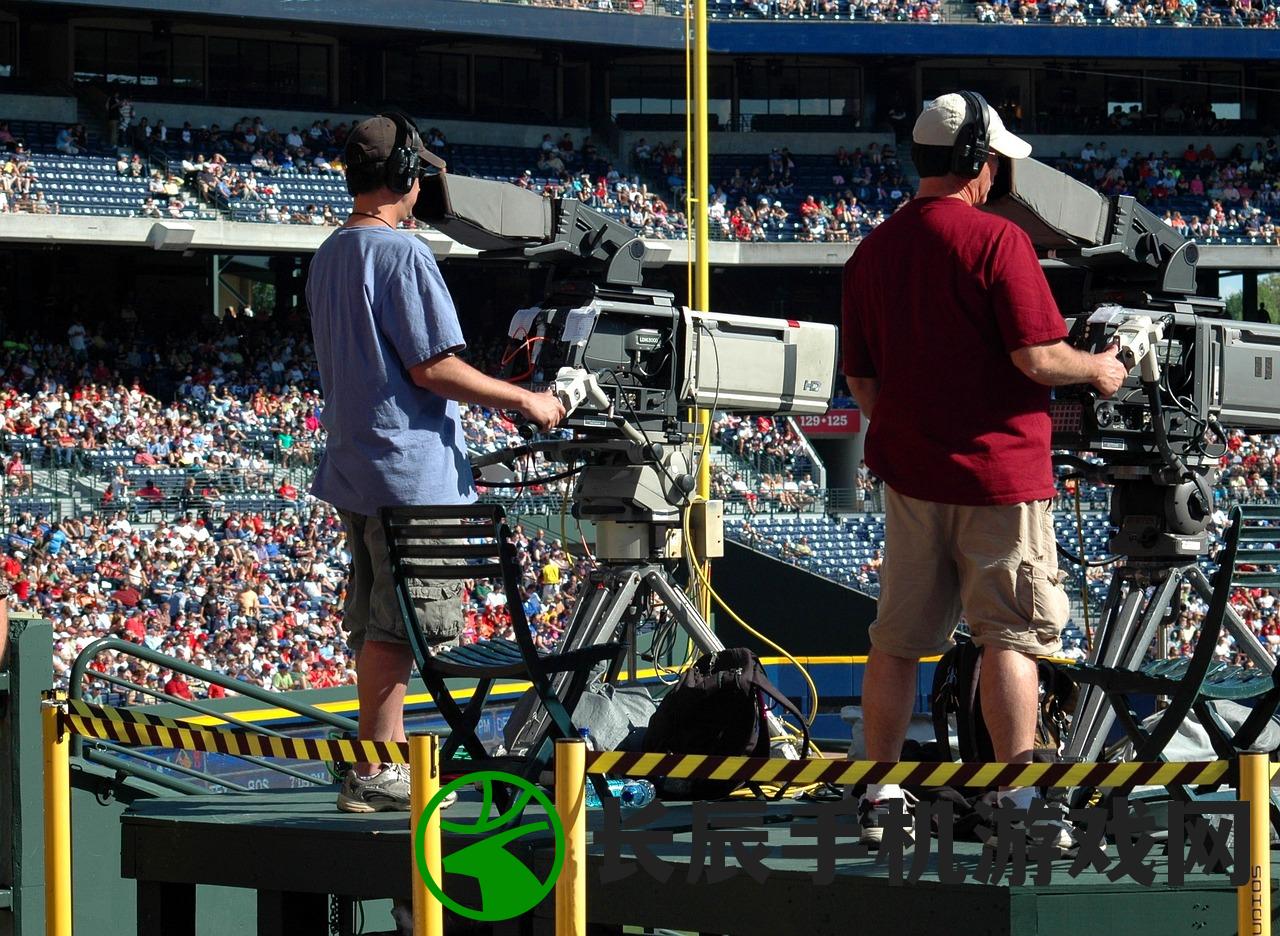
[67,637,358,792]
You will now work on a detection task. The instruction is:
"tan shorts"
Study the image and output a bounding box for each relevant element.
[339,510,464,657]
[868,488,1069,659]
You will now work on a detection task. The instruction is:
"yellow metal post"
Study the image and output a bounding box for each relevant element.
[410,735,443,936]
[692,0,709,314]
[1238,752,1271,936]
[43,701,71,936]
[555,738,587,936]
[691,0,713,621]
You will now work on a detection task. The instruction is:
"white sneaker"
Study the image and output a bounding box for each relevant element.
[976,794,1075,858]
[857,789,919,848]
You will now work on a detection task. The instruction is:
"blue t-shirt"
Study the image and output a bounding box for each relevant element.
[306,227,476,517]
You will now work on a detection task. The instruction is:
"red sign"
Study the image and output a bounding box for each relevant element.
[796,409,861,436]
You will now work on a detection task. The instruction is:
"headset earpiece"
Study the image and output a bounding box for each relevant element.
[381,112,421,195]
[951,91,993,180]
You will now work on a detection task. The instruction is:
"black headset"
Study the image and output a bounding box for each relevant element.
[950,90,993,179]
[380,111,422,195]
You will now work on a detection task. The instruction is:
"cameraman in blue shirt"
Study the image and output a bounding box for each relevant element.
[308,114,563,813]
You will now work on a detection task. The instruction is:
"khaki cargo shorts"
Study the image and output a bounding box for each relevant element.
[868,488,1069,659]
[338,510,464,657]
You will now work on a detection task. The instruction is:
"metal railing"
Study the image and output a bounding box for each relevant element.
[67,637,358,793]
[714,486,883,515]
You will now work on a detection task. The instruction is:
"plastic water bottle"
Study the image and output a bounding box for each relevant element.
[583,777,656,809]
[576,728,656,809]
[618,778,656,808]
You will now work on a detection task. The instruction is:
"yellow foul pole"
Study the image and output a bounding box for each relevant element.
[692,0,713,620]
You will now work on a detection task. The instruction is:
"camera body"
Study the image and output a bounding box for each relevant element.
[504,280,838,438]
[1051,303,1280,463]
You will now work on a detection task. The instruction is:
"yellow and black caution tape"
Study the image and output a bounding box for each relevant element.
[59,700,1265,791]
[586,750,1247,790]
[64,699,408,765]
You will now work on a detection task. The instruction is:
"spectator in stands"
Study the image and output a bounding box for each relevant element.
[129,118,151,156]
[308,114,565,813]
[103,90,123,149]
[842,92,1127,850]
[2,454,29,494]
[55,126,80,156]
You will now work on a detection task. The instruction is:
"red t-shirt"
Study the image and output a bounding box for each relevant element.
[842,196,1067,506]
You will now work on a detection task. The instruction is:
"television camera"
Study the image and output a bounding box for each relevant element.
[986,156,1280,561]
[416,173,837,560]
[984,156,1280,763]
[415,174,837,759]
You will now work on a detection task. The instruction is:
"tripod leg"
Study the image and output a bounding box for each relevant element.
[1064,568,1184,763]
[1063,575,1147,762]
[1188,565,1275,672]
[503,569,644,758]
[644,569,801,760]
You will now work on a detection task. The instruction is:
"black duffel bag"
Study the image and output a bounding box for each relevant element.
[641,648,810,799]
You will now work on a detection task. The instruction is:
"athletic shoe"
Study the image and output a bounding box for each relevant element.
[976,794,1075,858]
[336,764,458,813]
[857,791,918,849]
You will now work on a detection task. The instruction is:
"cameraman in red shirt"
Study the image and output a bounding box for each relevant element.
[842,92,1127,853]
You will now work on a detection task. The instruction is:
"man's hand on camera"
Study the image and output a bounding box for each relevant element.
[520,390,566,431]
[1091,344,1129,398]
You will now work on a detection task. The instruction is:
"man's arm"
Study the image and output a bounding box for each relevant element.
[845,376,880,420]
[409,352,565,431]
[1011,340,1128,397]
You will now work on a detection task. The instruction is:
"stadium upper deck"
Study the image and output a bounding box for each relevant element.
[3,0,1280,139]
[11,0,1280,59]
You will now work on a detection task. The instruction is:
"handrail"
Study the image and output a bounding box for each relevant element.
[86,671,301,739]
[81,673,334,787]
[84,738,254,793]
[785,415,827,489]
[70,637,357,731]
[81,747,215,796]
[69,638,360,790]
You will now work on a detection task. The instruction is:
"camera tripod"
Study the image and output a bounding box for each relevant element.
[1061,555,1276,764]
[505,552,802,761]
[1058,469,1277,763]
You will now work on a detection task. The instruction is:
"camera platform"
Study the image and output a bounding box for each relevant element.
[119,786,1260,936]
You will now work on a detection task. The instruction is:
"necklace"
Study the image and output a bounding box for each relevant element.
[346,211,396,231]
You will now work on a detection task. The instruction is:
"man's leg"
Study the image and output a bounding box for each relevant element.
[957,499,1066,770]
[857,490,959,845]
[977,646,1038,765]
[354,639,415,776]
[863,489,958,769]
[861,647,920,762]
[957,500,1073,848]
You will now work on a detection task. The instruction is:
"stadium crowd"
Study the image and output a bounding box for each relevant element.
[5,500,589,703]
[12,102,1280,250]
[972,0,1280,25]
[630,139,910,242]
[0,144,55,215]
[1050,138,1280,242]
[417,0,1277,25]
[0,238,1275,702]
[0,314,709,701]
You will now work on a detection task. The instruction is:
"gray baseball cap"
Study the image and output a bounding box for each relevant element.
[345,115,446,171]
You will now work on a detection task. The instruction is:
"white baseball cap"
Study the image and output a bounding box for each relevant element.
[912,93,1031,160]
